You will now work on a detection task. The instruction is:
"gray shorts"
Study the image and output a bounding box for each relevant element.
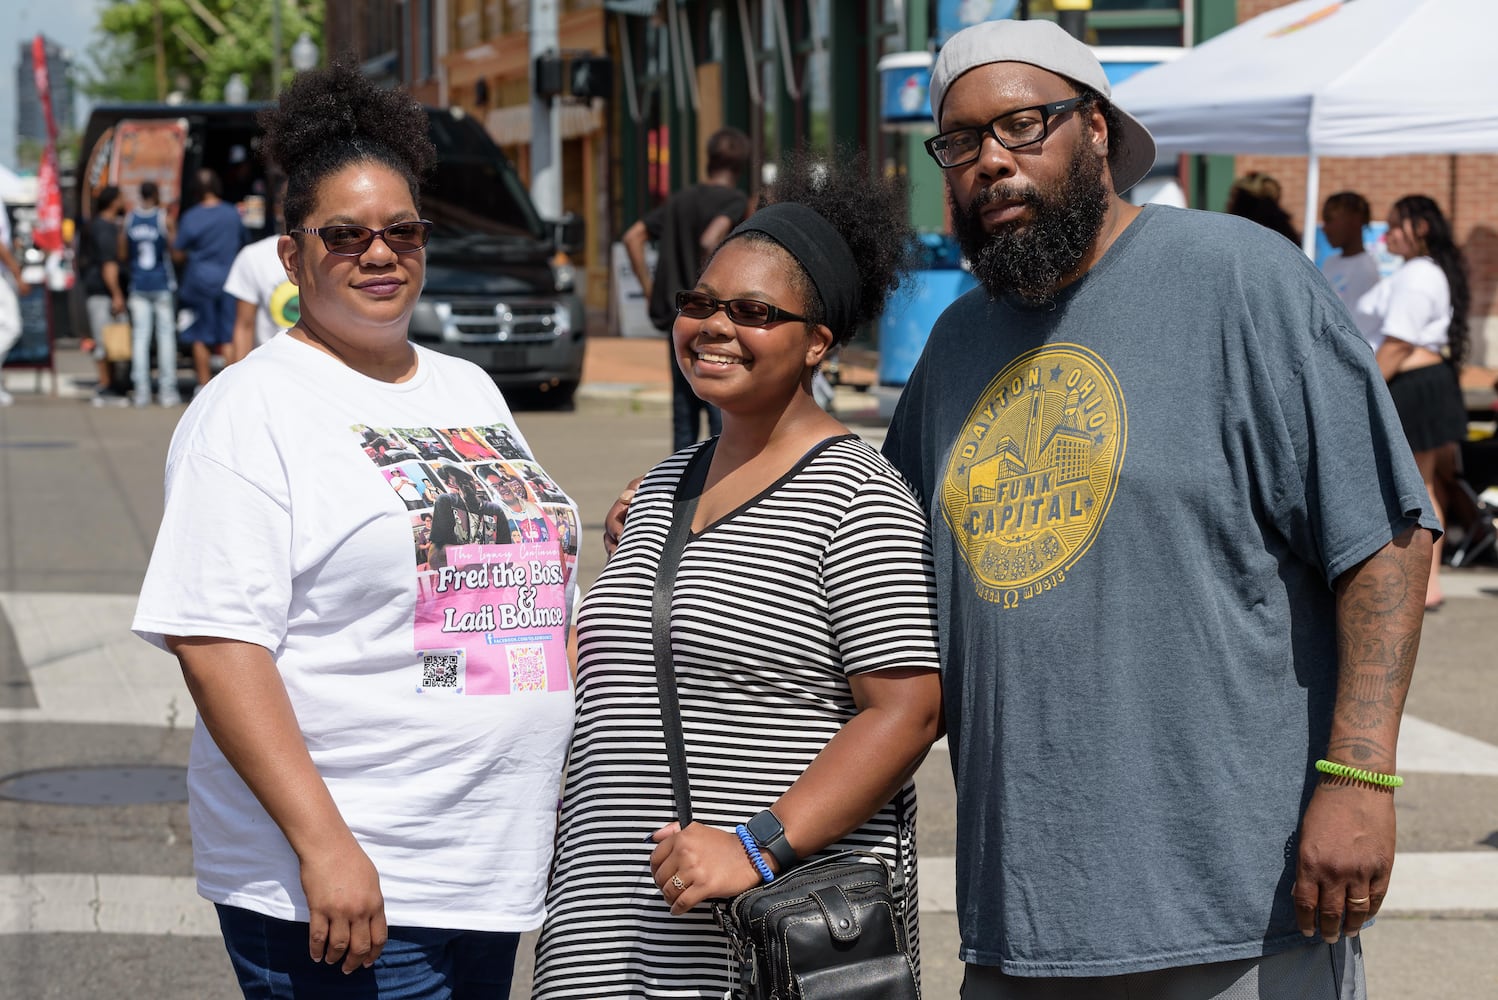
[86,295,118,360]
[961,937,1365,1000]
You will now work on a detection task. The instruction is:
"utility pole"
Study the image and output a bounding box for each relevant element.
[153,0,167,100]
[529,0,562,219]
[272,0,283,97]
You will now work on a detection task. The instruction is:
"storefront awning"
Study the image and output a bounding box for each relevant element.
[484,103,604,147]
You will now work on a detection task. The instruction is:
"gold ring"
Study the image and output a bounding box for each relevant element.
[1347,896,1370,905]
[670,874,686,891]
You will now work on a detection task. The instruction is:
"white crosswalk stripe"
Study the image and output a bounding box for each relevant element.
[4,589,1497,935]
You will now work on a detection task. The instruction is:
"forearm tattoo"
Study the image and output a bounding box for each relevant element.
[1332,543,1423,765]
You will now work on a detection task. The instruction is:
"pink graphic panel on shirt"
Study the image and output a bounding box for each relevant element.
[351,421,578,696]
[414,541,570,695]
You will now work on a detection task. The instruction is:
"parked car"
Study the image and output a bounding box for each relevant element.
[74,103,586,404]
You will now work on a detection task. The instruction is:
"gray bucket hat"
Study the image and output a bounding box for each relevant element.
[929,19,1157,194]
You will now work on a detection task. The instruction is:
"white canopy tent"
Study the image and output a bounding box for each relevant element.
[1112,0,1498,255]
[0,164,37,206]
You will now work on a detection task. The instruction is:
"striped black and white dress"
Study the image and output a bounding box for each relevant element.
[531,434,940,999]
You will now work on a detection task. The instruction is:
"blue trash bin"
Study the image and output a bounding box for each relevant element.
[878,233,976,387]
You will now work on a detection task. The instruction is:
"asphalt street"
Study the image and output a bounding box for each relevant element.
[2,342,1496,998]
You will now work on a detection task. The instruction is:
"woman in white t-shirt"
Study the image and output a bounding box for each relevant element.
[1356,195,1470,610]
[133,62,577,998]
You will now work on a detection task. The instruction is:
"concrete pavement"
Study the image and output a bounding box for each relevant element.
[3,338,1498,997]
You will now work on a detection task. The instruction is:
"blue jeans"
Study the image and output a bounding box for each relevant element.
[215,903,521,999]
[129,289,178,402]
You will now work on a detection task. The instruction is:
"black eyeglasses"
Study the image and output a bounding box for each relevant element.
[924,96,1086,169]
[675,290,808,326]
[291,220,434,256]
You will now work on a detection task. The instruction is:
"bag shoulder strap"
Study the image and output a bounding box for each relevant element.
[651,442,715,828]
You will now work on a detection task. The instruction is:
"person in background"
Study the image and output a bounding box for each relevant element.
[132,61,577,998]
[80,186,131,406]
[122,181,181,407]
[1319,191,1382,347]
[622,127,751,453]
[226,172,297,361]
[535,147,941,999]
[174,168,246,392]
[1226,170,1301,246]
[1356,195,1472,611]
[0,194,31,406]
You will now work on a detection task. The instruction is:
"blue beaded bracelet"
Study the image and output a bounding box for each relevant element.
[735,824,775,883]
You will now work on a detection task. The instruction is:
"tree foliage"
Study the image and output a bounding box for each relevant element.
[82,0,325,104]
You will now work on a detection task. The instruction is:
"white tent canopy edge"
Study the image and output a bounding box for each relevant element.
[1112,0,1498,256]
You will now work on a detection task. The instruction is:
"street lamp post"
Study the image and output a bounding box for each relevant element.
[273,0,318,97]
[291,32,319,73]
[272,0,282,96]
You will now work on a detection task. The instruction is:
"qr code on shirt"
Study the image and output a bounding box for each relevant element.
[418,649,465,693]
[508,644,548,692]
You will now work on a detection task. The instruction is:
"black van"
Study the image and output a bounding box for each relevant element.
[75,103,586,404]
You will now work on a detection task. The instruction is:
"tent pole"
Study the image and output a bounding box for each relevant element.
[1301,153,1320,259]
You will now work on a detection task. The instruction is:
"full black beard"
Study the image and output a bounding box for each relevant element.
[951,139,1111,306]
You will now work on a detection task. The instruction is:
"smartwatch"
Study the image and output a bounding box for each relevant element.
[746,809,798,871]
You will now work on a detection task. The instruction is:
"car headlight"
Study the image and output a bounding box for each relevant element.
[551,260,576,293]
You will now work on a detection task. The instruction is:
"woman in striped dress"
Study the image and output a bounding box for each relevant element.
[531,150,943,999]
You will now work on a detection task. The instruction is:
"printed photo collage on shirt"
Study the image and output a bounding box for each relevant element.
[353,423,579,576]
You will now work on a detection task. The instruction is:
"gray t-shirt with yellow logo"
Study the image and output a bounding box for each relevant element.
[883,204,1434,977]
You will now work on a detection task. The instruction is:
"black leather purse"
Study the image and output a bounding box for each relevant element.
[650,445,921,1000]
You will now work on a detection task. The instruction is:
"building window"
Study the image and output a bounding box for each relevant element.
[1028,0,1187,47]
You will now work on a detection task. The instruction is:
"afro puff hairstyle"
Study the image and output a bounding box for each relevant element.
[726,144,918,347]
[258,58,436,230]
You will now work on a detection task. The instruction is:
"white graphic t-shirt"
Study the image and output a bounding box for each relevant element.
[223,235,299,345]
[1319,251,1382,348]
[133,334,577,931]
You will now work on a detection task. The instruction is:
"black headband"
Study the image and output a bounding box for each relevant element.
[727,203,860,338]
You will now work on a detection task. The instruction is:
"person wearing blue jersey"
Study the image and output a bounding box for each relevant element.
[123,181,181,407]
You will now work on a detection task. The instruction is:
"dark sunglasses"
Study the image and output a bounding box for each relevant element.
[292,220,434,256]
[675,290,808,326]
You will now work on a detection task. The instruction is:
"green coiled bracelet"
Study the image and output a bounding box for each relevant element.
[1315,758,1404,788]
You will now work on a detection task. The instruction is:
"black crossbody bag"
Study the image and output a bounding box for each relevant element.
[650,445,921,1000]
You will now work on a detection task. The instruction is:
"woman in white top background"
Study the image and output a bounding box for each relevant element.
[1356,194,1470,609]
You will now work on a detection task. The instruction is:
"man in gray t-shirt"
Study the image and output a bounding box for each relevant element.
[884,19,1435,997]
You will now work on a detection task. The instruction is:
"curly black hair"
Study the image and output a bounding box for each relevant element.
[258,58,435,230]
[725,144,919,346]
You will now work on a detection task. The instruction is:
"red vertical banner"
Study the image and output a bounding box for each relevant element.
[31,35,64,253]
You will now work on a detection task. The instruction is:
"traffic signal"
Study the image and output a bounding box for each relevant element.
[568,55,612,102]
[534,54,564,98]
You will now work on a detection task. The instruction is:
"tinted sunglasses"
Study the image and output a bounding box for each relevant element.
[675,289,808,326]
[292,220,434,256]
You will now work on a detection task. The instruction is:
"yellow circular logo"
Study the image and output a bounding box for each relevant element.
[939,344,1127,607]
[269,280,300,329]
